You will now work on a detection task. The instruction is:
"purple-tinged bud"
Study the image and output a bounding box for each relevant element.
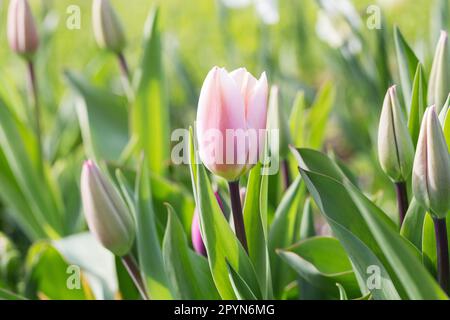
[92,0,126,53]
[412,106,450,218]
[191,210,207,256]
[7,0,39,58]
[81,160,135,256]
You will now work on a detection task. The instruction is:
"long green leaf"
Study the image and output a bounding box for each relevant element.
[133,7,169,176]
[268,175,302,298]
[278,237,360,298]
[64,71,129,161]
[394,26,420,109]
[188,130,260,299]
[243,163,272,299]
[0,99,62,238]
[162,205,219,300]
[400,198,426,250]
[408,63,427,146]
[135,162,172,299]
[293,148,447,300]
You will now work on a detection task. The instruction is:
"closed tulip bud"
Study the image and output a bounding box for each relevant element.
[7,0,39,58]
[92,0,126,53]
[196,67,268,181]
[191,191,225,257]
[412,106,450,218]
[267,85,292,159]
[378,85,415,182]
[428,31,449,113]
[191,210,206,256]
[81,160,135,256]
[438,93,449,126]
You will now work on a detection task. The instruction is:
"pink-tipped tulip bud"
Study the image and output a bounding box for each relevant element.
[191,210,207,256]
[377,85,414,182]
[7,0,39,58]
[412,106,450,218]
[191,191,226,256]
[196,67,268,181]
[81,160,135,256]
[92,0,126,53]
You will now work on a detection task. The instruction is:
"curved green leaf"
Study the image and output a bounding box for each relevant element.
[292,148,447,300]
[133,7,169,176]
[188,130,261,299]
[278,237,360,299]
[162,205,219,300]
[268,175,302,298]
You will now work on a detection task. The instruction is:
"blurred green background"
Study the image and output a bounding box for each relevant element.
[0,0,448,299]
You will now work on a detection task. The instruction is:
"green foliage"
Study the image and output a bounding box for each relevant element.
[0,0,448,302]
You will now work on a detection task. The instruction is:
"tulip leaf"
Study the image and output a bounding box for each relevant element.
[188,129,261,299]
[408,63,428,146]
[268,175,302,298]
[25,242,92,300]
[0,149,43,239]
[299,197,316,241]
[336,283,348,300]
[422,213,438,277]
[400,197,426,250]
[243,163,272,299]
[292,148,447,300]
[289,91,307,146]
[64,71,129,162]
[306,82,336,149]
[135,162,172,299]
[0,288,26,301]
[133,7,170,176]
[226,260,260,300]
[394,26,420,108]
[53,233,117,300]
[0,98,63,238]
[278,237,360,299]
[162,205,219,300]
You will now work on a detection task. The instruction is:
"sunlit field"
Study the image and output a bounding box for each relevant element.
[0,0,449,302]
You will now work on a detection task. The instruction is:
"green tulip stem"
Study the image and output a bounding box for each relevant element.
[27,60,43,173]
[281,159,291,190]
[117,52,134,102]
[122,254,150,300]
[228,180,248,253]
[433,217,449,294]
[394,181,408,227]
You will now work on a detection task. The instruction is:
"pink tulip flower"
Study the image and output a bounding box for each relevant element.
[196,67,268,181]
[7,0,39,58]
[191,210,207,257]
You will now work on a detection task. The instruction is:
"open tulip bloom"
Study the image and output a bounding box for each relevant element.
[196,67,268,182]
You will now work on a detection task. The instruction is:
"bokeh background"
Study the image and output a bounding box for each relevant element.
[0,0,448,299]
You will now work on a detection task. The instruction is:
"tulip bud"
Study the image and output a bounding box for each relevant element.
[267,85,292,159]
[378,85,415,182]
[7,0,39,58]
[81,160,135,256]
[196,67,268,181]
[438,93,449,126]
[412,106,450,218]
[92,0,126,53]
[191,210,207,256]
[428,31,449,113]
[191,191,227,256]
